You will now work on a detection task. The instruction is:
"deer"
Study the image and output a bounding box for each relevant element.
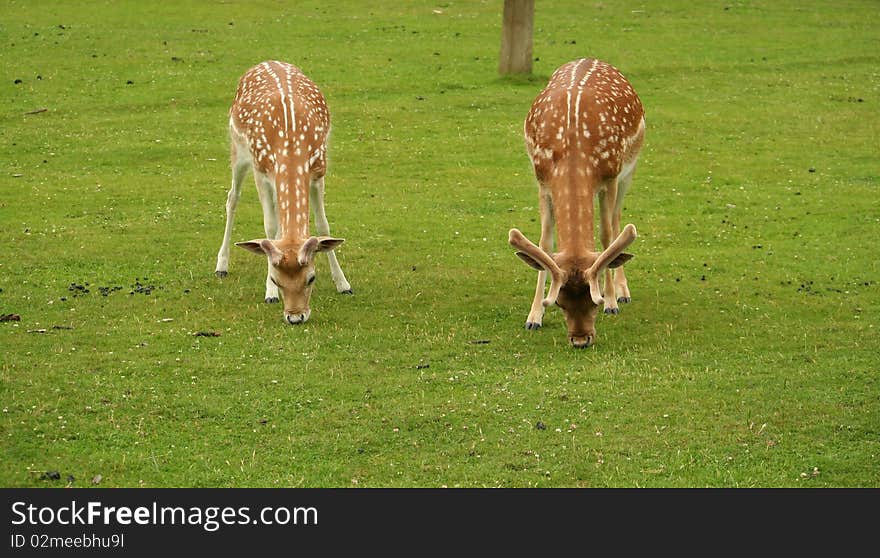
[215,60,352,324]
[509,58,645,348]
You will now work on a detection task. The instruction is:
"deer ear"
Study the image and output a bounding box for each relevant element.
[236,239,283,266]
[314,236,344,253]
[235,240,265,255]
[607,252,634,269]
[297,237,318,266]
[298,236,345,265]
[515,251,545,271]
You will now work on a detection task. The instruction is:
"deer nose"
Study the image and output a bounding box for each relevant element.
[284,310,310,325]
[569,335,593,349]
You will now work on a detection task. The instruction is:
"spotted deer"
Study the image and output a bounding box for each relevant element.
[215,61,352,324]
[509,58,645,348]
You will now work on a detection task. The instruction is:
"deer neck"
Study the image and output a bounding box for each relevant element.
[551,161,597,255]
[273,157,310,241]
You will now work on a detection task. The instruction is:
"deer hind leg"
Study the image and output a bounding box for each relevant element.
[309,175,352,294]
[254,170,280,303]
[526,187,555,330]
[215,141,251,277]
[599,178,620,315]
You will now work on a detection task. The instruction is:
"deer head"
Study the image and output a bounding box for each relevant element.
[509,224,636,348]
[236,236,344,324]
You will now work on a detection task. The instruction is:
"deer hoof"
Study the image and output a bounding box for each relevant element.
[525,321,542,331]
[265,297,279,304]
[215,271,228,278]
[341,289,354,295]
[617,296,631,304]
[604,307,620,315]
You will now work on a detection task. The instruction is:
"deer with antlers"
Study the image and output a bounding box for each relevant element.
[215,61,352,324]
[509,58,645,348]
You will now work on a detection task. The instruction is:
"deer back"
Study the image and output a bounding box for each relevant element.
[525,58,645,187]
[230,60,330,178]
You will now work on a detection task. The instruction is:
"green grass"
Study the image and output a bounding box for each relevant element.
[1,0,877,487]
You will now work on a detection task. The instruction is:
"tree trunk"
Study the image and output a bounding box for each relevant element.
[499,0,534,75]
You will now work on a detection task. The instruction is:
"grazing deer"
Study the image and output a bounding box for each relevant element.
[215,61,352,324]
[509,58,645,348]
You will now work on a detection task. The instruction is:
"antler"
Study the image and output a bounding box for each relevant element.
[509,229,566,307]
[583,224,638,305]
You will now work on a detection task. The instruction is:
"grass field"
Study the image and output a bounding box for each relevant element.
[1,1,877,487]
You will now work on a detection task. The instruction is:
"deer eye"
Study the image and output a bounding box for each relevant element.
[306,274,316,285]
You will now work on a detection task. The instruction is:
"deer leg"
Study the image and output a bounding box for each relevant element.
[611,208,630,304]
[526,188,555,329]
[215,144,250,277]
[309,175,352,294]
[255,170,280,303]
[599,178,619,314]
[614,166,635,304]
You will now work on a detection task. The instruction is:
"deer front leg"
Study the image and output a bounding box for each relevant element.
[611,205,631,304]
[599,179,620,314]
[613,168,635,304]
[255,171,280,303]
[215,151,250,277]
[309,175,352,294]
[526,189,555,329]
